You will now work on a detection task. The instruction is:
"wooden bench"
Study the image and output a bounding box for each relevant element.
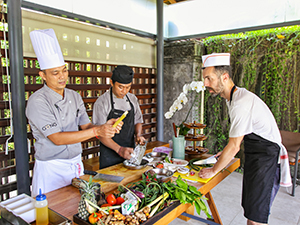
[82,141,169,171]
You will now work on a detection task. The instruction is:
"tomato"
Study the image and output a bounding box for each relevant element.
[101,203,112,207]
[156,163,164,169]
[116,196,125,205]
[106,194,117,205]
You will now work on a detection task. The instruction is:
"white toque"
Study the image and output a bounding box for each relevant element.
[202,53,230,68]
[30,29,65,70]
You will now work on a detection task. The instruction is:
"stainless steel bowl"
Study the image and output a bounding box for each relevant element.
[145,152,167,161]
[123,159,149,170]
[144,168,174,181]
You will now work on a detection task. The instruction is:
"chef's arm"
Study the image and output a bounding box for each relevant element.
[199,135,244,178]
[211,136,244,173]
[47,119,122,145]
[135,123,145,144]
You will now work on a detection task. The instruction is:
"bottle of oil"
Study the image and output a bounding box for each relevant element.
[35,189,49,225]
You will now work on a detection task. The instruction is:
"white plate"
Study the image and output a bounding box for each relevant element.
[171,158,189,167]
[163,163,177,172]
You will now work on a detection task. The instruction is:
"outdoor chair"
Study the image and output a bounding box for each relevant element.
[280,130,300,196]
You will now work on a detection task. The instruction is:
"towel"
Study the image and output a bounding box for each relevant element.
[278,144,292,187]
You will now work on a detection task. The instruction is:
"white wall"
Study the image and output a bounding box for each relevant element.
[22,9,156,67]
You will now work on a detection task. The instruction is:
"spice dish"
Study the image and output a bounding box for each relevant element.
[177,167,189,174]
[144,168,174,181]
[145,152,167,161]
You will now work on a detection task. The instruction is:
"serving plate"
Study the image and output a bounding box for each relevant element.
[144,168,174,181]
[171,158,189,167]
[123,159,149,170]
[185,146,209,155]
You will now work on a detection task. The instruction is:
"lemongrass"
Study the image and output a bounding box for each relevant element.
[138,192,168,212]
[149,193,169,217]
[84,198,109,214]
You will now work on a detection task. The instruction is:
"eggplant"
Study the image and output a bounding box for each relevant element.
[130,189,145,199]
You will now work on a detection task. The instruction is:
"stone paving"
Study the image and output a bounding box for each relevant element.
[169,171,300,225]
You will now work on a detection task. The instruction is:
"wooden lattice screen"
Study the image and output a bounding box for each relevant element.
[0,12,157,199]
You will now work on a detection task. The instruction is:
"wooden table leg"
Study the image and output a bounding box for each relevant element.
[178,204,194,221]
[205,191,222,225]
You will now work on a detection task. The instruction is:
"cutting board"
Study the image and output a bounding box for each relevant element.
[80,163,152,193]
[173,167,216,184]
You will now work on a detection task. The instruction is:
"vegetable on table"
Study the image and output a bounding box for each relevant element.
[88,212,102,224]
[116,196,125,205]
[106,193,117,205]
[156,162,164,169]
[120,184,142,202]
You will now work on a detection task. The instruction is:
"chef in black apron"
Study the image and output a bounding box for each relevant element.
[198,53,290,224]
[92,65,145,169]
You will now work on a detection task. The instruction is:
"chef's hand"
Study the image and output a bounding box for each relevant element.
[198,167,216,179]
[94,124,116,138]
[118,147,133,159]
[136,135,146,145]
[106,118,123,134]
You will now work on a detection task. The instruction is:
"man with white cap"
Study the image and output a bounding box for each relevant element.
[92,65,145,169]
[26,29,122,197]
[199,53,291,225]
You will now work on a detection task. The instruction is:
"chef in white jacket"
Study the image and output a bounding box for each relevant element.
[26,29,122,197]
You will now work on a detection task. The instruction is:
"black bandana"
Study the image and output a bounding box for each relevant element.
[111,65,134,84]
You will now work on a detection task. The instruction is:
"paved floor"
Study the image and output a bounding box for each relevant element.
[169,172,300,225]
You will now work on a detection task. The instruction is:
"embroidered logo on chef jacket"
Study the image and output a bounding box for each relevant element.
[42,122,57,131]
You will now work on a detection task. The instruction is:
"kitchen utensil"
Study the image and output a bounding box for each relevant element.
[177,167,189,174]
[84,170,124,183]
[193,155,217,165]
[145,152,167,161]
[128,141,148,165]
[144,168,174,181]
[172,123,177,137]
[171,158,189,167]
[123,159,149,170]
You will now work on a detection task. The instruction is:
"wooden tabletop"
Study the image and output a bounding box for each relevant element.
[46,143,240,224]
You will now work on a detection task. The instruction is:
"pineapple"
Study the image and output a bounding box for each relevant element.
[77,176,99,220]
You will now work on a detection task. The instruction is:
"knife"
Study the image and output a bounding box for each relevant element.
[193,155,217,165]
[84,170,124,183]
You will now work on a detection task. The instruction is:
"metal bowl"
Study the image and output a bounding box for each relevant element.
[123,159,149,170]
[144,168,174,181]
[145,152,167,161]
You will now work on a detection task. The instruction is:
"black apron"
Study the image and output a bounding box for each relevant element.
[242,133,280,223]
[99,88,135,169]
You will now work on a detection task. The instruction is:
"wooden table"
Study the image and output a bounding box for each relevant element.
[46,144,240,225]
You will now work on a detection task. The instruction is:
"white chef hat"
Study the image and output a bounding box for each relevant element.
[202,53,230,68]
[29,29,65,70]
